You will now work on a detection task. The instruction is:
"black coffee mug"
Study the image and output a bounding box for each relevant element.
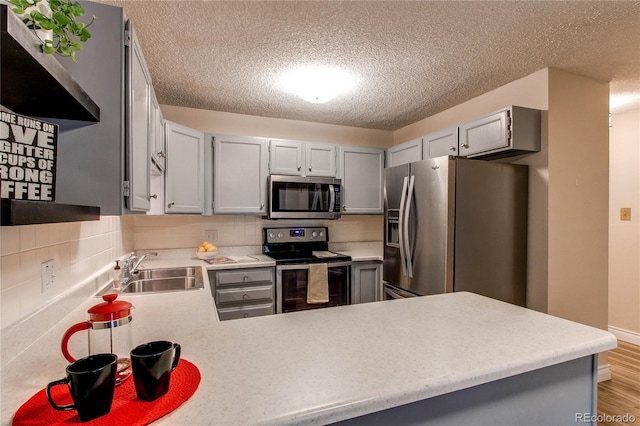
[130,341,181,401]
[46,353,118,422]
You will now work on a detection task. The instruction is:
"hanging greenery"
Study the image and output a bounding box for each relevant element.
[7,0,95,62]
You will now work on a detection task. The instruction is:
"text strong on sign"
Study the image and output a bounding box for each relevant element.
[0,111,58,201]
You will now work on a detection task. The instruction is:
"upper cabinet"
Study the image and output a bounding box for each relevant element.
[46,2,156,215]
[269,139,303,175]
[386,138,422,167]
[164,121,204,214]
[127,24,152,212]
[213,135,268,215]
[305,142,336,177]
[338,146,384,214]
[423,126,458,159]
[458,106,541,159]
[269,139,336,177]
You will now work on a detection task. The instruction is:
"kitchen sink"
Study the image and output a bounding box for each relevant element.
[134,267,200,280]
[96,267,204,296]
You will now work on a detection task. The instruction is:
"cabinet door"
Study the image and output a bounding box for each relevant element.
[352,262,382,304]
[164,121,204,214]
[424,127,459,159]
[149,90,165,171]
[126,24,151,212]
[214,135,268,214]
[269,139,303,175]
[386,138,422,167]
[306,143,336,177]
[459,110,509,157]
[338,146,384,214]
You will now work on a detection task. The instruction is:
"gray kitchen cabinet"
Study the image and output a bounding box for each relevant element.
[209,267,275,320]
[213,135,269,214]
[351,261,382,304]
[458,106,541,159]
[149,90,165,172]
[423,126,459,159]
[338,146,384,214]
[164,121,204,214]
[386,137,422,167]
[269,139,336,177]
[305,142,336,177]
[128,24,152,212]
[52,2,154,214]
[269,139,303,175]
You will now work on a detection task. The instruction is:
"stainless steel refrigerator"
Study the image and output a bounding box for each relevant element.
[383,157,528,306]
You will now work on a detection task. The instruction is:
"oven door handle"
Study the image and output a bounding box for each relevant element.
[276,261,352,271]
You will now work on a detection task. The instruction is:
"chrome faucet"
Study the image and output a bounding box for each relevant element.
[121,252,157,286]
[131,251,157,274]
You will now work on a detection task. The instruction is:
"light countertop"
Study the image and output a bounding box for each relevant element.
[1,254,615,425]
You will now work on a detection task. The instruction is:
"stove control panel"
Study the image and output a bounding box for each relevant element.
[264,227,328,244]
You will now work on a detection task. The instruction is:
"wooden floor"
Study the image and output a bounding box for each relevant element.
[598,340,640,426]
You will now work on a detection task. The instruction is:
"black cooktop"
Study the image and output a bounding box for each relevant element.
[264,250,351,265]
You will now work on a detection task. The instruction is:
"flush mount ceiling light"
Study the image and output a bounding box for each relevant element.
[279,65,357,104]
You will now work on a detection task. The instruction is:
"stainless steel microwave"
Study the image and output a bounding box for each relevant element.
[268,175,342,219]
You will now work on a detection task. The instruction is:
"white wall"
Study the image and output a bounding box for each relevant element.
[608,106,640,342]
[161,105,393,148]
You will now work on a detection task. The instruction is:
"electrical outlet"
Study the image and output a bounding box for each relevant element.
[41,259,55,292]
[204,230,218,243]
[620,208,631,221]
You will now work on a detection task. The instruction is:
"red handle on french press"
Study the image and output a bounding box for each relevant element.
[61,321,90,363]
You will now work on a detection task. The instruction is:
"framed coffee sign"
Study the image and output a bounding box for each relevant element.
[0,111,58,201]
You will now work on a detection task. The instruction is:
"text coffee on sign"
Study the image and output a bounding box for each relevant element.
[0,111,57,201]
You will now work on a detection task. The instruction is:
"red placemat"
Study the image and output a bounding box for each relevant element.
[12,359,200,425]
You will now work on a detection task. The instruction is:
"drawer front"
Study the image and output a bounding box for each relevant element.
[216,268,273,286]
[216,285,273,304]
[217,303,274,321]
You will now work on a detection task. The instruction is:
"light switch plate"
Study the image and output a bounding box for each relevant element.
[204,230,218,243]
[41,259,55,292]
[620,208,631,221]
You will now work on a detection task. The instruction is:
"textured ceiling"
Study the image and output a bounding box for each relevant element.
[96,1,640,131]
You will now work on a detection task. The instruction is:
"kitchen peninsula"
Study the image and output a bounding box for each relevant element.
[1,256,616,425]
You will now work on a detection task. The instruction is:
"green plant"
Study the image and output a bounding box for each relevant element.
[8,0,95,62]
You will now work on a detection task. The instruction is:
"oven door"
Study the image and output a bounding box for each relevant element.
[276,262,351,313]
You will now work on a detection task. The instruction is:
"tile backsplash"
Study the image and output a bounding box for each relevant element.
[0,216,134,330]
[133,214,383,249]
[1,214,381,329]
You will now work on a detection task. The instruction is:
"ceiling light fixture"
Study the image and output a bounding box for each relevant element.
[280,65,357,104]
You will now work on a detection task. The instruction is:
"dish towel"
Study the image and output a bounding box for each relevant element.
[307,263,329,304]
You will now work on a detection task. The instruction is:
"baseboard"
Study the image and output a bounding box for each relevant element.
[608,325,640,346]
[598,364,611,382]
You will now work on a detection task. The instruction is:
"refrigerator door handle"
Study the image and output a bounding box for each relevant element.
[404,175,415,278]
[398,176,409,276]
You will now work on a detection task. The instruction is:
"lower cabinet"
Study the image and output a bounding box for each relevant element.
[351,262,382,304]
[209,267,275,320]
